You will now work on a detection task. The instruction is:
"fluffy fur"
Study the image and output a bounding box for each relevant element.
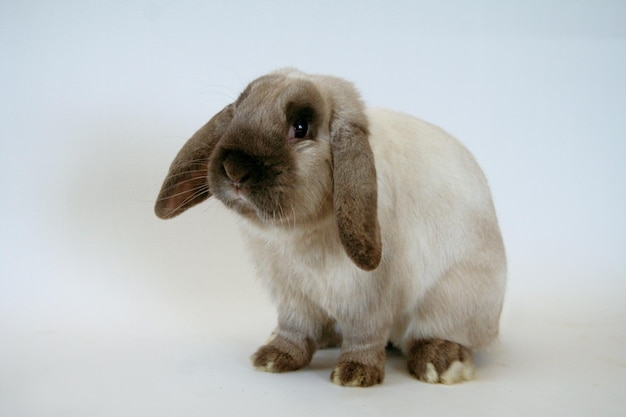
[155,68,506,387]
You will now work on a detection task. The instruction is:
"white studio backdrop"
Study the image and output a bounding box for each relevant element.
[1,1,625,416]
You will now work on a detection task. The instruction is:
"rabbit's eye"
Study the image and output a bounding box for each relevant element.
[293,119,308,139]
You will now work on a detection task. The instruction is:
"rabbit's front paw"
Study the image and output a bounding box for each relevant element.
[251,335,315,373]
[331,361,384,387]
[407,339,474,384]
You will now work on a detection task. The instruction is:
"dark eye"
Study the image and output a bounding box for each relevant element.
[293,119,308,139]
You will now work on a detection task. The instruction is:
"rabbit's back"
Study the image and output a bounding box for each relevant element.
[367,108,506,348]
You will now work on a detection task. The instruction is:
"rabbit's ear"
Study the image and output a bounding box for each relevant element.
[155,104,234,219]
[331,108,382,271]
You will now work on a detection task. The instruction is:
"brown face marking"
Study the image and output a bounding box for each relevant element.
[406,338,474,384]
[206,77,327,224]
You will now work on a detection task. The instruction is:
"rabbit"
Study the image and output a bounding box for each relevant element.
[154,68,506,387]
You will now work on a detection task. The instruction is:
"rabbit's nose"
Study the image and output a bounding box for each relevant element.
[223,151,255,185]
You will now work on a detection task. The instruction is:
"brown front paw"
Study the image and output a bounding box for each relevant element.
[407,339,474,384]
[331,361,384,387]
[251,336,315,373]
[252,345,301,373]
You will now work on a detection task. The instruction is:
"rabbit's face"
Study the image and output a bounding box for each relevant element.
[207,75,334,225]
[155,69,382,270]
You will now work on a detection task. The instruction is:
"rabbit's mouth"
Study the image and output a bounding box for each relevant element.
[217,179,333,230]
[207,144,301,224]
[212,177,295,225]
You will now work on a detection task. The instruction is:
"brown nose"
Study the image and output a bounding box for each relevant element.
[222,151,255,184]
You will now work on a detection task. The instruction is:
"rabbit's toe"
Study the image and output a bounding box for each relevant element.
[407,338,474,384]
[251,336,315,373]
[331,361,384,387]
[252,345,300,372]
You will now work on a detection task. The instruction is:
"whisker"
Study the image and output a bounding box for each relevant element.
[160,170,209,184]
[163,167,209,178]
[157,182,207,200]
[277,202,286,227]
[167,157,210,165]
[168,185,211,213]
[182,186,210,205]
[196,83,239,96]
[156,183,210,202]
[195,89,237,102]
[159,174,209,193]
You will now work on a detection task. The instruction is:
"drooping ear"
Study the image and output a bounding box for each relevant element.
[330,101,382,271]
[154,104,234,219]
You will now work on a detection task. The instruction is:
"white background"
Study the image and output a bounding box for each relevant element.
[1,1,625,416]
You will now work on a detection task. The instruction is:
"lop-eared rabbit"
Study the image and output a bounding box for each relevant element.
[155,68,506,387]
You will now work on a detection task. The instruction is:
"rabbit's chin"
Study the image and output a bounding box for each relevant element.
[216,185,334,229]
[213,186,291,225]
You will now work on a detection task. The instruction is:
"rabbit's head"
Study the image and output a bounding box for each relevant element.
[155,69,381,270]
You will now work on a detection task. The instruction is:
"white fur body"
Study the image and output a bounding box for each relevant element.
[241,107,506,352]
